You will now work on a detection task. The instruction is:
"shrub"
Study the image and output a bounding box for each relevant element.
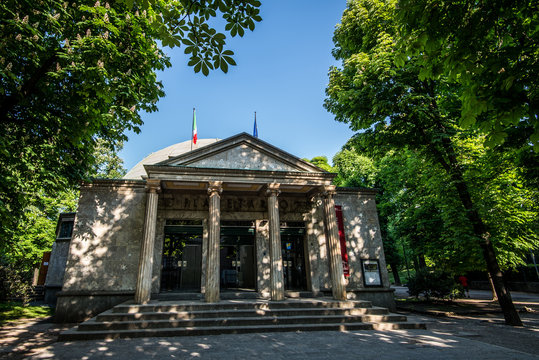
[407,268,460,300]
[0,259,33,305]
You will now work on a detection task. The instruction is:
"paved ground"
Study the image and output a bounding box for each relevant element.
[1,288,538,359]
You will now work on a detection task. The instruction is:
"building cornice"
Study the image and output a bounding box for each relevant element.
[144,164,336,185]
[336,187,379,195]
[81,179,147,190]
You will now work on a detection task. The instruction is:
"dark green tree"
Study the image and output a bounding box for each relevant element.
[0,0,261,258]
[325,0,535,325]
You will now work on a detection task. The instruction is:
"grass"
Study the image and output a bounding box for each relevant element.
[0,302,54,326]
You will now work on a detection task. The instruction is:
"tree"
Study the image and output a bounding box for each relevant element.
[2,139,129,301]
[395,0,538,150]
[332,149,377,188]
[92,138,127,179]
[325,0,532,325]
[0,0,261,257]
[304,156,335,172]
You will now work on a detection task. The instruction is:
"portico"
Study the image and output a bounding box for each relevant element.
[134,175,347,303]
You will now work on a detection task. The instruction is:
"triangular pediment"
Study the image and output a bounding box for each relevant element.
[157,133,325,173]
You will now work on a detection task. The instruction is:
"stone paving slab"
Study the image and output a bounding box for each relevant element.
[22,329,539,360]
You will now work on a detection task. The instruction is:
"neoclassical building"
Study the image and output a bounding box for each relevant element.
[49,133,394,322]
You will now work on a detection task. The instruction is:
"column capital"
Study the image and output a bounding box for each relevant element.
[265,183,281,197]
[207,181,223,196]
[145,179,161,193]
[322,185,337,198]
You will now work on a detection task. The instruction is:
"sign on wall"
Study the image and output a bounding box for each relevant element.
[361,259,382,287]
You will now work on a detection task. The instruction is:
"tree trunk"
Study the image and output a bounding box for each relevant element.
[412,258,420,273]
[488,272,498,301]
[418,254,427,269]
[429,123,522,326]
[424,84,522,325]
[390,263,402,285]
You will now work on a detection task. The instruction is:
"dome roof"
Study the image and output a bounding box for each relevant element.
[123,138,221,179]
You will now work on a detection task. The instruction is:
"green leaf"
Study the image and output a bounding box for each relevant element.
[220,60,228,73]
[201,63,209,76]
[223,56,236,66]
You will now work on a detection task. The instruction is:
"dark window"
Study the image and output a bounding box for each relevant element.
[166,219,203,226]
[58,220,74,238]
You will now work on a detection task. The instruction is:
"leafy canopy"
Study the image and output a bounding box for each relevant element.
[325,1,536,324]
[0,0,261,258]
[395,0,538,149]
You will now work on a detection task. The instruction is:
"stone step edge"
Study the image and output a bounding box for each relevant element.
[111,300,374,313]
[80,314,408,330]
[59,322,427,341]
[99,306,390,320]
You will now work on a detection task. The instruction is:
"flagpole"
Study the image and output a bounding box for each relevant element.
[253,111,258,138]
[191,107,194,151]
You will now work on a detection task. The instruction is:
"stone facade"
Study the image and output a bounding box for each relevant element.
[55,181,147,322]
[54,133,395,322]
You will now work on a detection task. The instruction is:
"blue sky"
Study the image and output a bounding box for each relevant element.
[119,1,354,170]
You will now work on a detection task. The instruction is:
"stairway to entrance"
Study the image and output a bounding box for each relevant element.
[59,297,426,340]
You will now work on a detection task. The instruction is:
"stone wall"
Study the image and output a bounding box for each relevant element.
[44,239,71,305]
[305,197,331,293]
[335,188,390,290]
[55,180,147,322]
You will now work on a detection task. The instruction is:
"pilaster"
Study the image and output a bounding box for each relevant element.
[134,179,161,304]
[267,183,285,301]
[322,185,347,300]
[205,181,222,302]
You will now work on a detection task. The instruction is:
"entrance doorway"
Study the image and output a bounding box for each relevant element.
[281,227,307,291]
[220,222,256,291]
[161,233,202,291]
[161,221,203,292]
[161,220,256,293]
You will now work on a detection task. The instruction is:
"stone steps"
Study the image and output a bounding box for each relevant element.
[80,314,408,331]
[60,322,426,340]
[112,299,372,313]
[59,298,426,340]
[96,307,390,322]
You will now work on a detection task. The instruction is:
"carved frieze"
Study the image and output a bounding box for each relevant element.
[161,194,310,213]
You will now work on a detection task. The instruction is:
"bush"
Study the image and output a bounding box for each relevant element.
[0,259,33,305]
[407,268,460,300]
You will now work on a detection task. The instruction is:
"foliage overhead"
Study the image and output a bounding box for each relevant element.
[0,0,260,257]
[127,0,262,75]
[395,0,538,149]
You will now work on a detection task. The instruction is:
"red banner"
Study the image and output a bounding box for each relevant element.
[335,205,350,277]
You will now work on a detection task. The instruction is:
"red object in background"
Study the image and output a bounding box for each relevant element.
[335,205,350,277]
[37,252,51,285]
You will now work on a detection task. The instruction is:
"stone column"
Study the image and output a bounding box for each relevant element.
[205,181,222,303]
[135,179,161,304]
[322,185,347,301]
[267,183,285,301]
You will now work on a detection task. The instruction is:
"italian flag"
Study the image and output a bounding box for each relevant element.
[192,108,197,144]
